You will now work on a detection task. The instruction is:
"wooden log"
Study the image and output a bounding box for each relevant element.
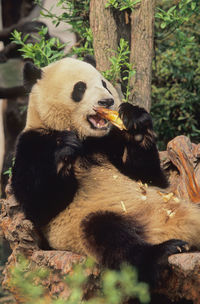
[167,135,200,203]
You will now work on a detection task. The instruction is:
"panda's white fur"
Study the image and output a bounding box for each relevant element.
[12,57,200,284]
[25,58,121,137]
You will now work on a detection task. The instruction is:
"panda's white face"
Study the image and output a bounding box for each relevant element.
[26,58,121,138]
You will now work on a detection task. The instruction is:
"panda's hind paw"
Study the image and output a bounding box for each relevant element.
[140,239,190,286]
[151,239,190,268]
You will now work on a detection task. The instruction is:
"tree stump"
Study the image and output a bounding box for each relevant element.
[1,135,200,303]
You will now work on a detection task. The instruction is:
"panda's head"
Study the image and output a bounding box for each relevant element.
[24,57,121,138]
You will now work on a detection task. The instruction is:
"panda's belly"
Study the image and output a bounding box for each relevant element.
[42,162,200,254]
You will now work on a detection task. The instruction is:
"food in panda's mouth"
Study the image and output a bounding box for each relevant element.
[94,107,126,131]
[87,113,108,129]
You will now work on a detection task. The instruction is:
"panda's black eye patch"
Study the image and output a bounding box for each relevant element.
[102,80,112,96]
[72,81,87,102]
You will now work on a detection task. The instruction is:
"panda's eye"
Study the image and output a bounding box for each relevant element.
[72,81,87,102]
[102,80,112,96]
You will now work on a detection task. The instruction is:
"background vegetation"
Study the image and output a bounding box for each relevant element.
[12,0,200,149]
[152,0,200,149]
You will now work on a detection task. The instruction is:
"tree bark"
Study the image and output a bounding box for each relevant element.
[90,0,155,111]
[129,0,155,111]
[89,0,118,72]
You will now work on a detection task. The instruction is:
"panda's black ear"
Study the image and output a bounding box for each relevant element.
[23,61,43,93]
[83,55,96,68]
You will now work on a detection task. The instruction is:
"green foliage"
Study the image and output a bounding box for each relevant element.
[155,0,198,34]
[70,27,93,59]
[10,256,49,303]
[3,167,12,178]
[9,256,150,304]
[101,265,149,304]
[105,0,141,11]
[11,26,66,67]
[35,0,93,59]
[152,0,200,149]
[35,0,90,30]
[3,158,15,177]
[102,38,135,102]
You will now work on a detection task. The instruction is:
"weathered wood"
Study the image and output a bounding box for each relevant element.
[129,0,155,111]
[167,136,200,203]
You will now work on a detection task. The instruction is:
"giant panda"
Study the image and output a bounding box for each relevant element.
[11,57,200,285]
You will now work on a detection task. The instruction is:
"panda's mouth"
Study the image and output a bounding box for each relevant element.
[87,114,108,130]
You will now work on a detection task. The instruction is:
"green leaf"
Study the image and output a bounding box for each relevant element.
[161,22,167,29]
[191,2,196,10]
[167,5,176,14]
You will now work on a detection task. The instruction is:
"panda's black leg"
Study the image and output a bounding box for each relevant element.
[118,103,168,188]
[138,239,189,286]
[81,211,189,286]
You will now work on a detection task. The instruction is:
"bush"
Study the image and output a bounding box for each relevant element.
[152,0,200,149]
[8,256,150,304]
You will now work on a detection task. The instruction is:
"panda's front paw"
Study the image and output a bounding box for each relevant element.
[119,103,155,147]
[119,103,152,133]
[55,131,82,171]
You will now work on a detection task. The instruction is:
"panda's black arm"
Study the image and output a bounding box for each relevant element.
[122,139,168,188]
[11,129,80,227]
[113,103,168,188]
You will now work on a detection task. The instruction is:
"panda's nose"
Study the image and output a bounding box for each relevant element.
[98,98,114,108]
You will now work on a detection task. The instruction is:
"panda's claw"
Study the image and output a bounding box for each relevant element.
[152,239,190,262]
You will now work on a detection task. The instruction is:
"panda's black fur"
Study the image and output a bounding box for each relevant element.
[12,129,79,226]
[11,57,200,286]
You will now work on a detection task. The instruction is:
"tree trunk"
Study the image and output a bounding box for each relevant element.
[89,0,118,72]
[129,0,155,111]
[90,0,155,111]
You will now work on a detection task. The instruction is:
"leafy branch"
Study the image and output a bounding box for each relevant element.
[155,0,199,40]
[34,0,92,58]
[103,38,135,102]
[105,0,141,11]
[11,26,66,67]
